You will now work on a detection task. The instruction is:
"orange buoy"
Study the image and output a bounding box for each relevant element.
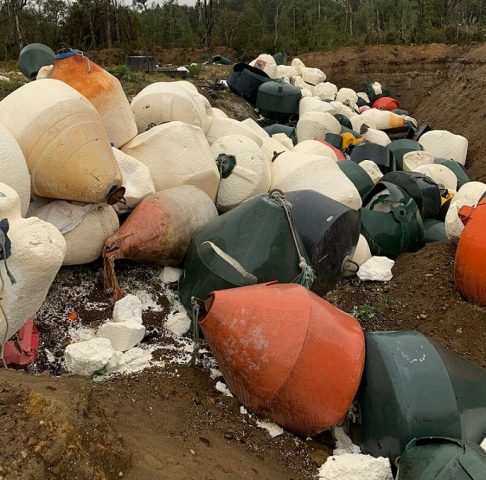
[372,96,401,111]
[200,282,365,436]
[455,197,486,305]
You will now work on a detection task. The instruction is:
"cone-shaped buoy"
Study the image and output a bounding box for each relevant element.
[200,282,365,436]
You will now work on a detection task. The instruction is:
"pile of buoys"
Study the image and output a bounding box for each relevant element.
[3,44,483,471]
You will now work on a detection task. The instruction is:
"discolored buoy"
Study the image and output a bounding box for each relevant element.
[200,282,365,436]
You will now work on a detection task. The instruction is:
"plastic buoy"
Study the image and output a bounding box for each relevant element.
[271,152,362,210]
[285,190,360,295]
[361,182,424,257]
[50,50,138,148]
[351,142,396,174]
[419,130,468,166]
[122,122,220,201]
[397,437,486,480]
[434,158,470,190]
[0,79,123,204]
[131,81,214,135]
[381,171,441,219]
[423,219,448,243]
[227,63,271,105]
[0,183,66,343]
[18,43,55,79]
[178,191,313,316]
[387,139,423,171]
[350,331,486,461]
[372,96,400,111]
[337,160,375,200]
[210,135,271,212]
[455,196,486,305]
[200,282,365,436]
[256,82,300,122]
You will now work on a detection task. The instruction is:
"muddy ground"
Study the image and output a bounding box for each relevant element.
[1,43,486,480]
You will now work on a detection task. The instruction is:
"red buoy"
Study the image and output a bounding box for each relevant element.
[372,96,401,111]
[200,282,365,436]
[455,197,486,305]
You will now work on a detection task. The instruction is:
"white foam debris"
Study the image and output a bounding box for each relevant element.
[240,406,248,415]
[256,420,284,438]
[132,289,164,312]
[97,320,145,352]
[65,337,114,376]
[318,454,393,480]
[68,325,96,343]
[333,427,361,455]
[215,381,233,397]
[358,256,395,282]
[160,266,182,284]
[166,310,191,336]
[106,347,153,374]
[210,368,223,379]
[481,437,486,453]
[113,294,143,324]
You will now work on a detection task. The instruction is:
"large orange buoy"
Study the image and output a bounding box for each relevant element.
[372,96,401,111]
[200,282,365,436]
[455,196,486,305]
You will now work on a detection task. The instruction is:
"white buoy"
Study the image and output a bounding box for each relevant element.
[419,130,468,166]
[296,111,341,143]
[122,121,220,201]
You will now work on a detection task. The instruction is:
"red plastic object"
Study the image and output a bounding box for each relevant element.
[372,96,401,111]
[314,137,346,160]
[455,198,486,305]
[3,318,40,366]
[200,282,365,436]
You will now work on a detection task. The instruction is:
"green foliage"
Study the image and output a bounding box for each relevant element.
[1,0,485,61]
[353,296,389,321]
[185,63,202,78]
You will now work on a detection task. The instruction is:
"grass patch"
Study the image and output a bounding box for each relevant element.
[353,296,389,321]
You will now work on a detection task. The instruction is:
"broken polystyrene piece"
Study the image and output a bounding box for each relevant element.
[113,294,143,324]
[97,320,145,352]
[296,111,341,142]
[105,347,152,375]
[333,427,361,455]
[256,420,284,438]
[160,266,183,284]
[358,256,395,282]
[166,311,191,337]
[318,454,393,480]
[65,337,114,376]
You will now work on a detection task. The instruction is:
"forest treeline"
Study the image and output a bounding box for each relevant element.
[2,0,485,60]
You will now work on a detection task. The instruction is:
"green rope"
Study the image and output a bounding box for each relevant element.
[269,190,315,289]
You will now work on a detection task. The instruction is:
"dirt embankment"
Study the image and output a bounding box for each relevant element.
[300,43,486,182]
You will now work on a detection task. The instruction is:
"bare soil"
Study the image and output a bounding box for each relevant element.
[1,43,486,480]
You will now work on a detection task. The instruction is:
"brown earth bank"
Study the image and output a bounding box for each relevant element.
[1,43,486,480]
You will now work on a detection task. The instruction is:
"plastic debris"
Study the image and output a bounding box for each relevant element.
[65,337,114,376]
[358,257,395,281]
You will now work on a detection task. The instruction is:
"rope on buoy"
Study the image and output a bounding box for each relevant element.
[269,190,315,289]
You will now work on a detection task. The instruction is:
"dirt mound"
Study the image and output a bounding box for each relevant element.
[0,370,131,480]
[328,242,486,367]
[300,43,486,181]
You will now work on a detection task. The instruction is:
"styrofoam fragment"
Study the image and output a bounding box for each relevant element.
[358,256,395,282]
[336,88,358,109]
[216,381,233,397]
[113,294,143,324]
[344,235,372,277]
[160,266,182,284]
[302,67,326,85]
[481,437,486,453]
[256,420,284,438]
[291,58,306,75]
[97,321,145,352]
[333,427,361,455]
[65,337,114,376]
[106,347,153,374]
[299,96,335,116]
[319,454,393,480]
[166,311,191,337]
[296,111,341,143]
